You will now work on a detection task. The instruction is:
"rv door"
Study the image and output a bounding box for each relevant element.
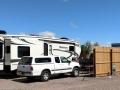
[44,43,48,56]
[44,43,53,56]
[48,44,53,55]
[0,42,3,59]
[4,39,11,73]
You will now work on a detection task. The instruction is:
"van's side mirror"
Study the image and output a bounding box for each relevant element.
[68,61,71,63]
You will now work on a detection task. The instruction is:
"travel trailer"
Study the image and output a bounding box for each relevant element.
[0,31,81,74]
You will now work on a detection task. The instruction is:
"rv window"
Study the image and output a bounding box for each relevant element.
[0,43,2,59]
[69,46,74,51]
[35,58,51,63]
[55,57,60,63]
[5,46,10,54]
[18,46,30,58]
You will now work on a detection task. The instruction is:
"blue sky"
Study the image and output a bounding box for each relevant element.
[0,0,120,46]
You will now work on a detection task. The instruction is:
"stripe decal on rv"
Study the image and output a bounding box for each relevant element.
[0,59,20,63]
[11,42,27,45]
[53,49,79,58]
[20,39,35,44]
[53,49,72,58]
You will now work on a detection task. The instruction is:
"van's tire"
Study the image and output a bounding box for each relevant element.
[27,76,35,80]
[40,71,50,82]
[70,68,79,77]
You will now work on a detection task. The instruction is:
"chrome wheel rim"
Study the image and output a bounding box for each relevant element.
[43,73,49,80]
[74,70,79,76]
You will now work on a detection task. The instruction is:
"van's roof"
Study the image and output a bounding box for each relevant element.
[22,55,61,58]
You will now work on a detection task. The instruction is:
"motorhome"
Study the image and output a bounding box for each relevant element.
[0,31,81,74]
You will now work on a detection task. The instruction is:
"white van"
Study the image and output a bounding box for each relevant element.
[17,55,80,82]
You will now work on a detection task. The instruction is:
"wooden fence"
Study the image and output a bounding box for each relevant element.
[93,46,120,77]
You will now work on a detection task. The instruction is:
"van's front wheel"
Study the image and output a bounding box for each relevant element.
[71,68,79,77]
[40,71,50,82]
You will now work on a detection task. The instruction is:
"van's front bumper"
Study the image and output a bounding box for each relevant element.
[17,71,33,76]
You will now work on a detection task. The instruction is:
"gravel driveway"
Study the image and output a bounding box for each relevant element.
[0,73,119,90]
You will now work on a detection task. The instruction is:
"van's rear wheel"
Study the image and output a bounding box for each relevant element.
[40,71,50,82]
[71,68,79,77]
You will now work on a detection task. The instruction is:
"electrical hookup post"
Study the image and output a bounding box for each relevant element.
[112,64,116,76]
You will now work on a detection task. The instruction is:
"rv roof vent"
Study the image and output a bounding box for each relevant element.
[60,37,69,40]
[0,30,7,34]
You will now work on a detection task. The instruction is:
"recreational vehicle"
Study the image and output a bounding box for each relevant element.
[0,32,81,74]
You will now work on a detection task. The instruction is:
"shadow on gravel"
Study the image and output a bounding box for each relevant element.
[12,74,73,83]
[12,73,95,83]
[0,73,20,79]
[12,78,39,83]
[0,72,94,83]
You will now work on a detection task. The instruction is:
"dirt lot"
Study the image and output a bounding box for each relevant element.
[0,73,120,90]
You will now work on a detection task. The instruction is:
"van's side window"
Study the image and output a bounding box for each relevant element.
[18,46,30,57]
[35,58,51,63]
[55,57,60,63]
[60,57,69,63]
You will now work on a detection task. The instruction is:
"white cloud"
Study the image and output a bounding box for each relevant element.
[100,42,111,47]
[70,22,78,28]
[71,38,81,42]
[105,42,111,47]
[106,42,111,44]
[90,41,95,45]
[63,0,69,2]
[39,31,56,38]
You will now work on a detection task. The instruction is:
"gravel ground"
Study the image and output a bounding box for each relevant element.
[0,73,120,90]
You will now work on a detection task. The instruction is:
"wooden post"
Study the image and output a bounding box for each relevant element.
[93,48,96,77]
[110,49,112,75]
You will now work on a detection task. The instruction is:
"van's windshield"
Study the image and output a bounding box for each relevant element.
[19,57,32,65]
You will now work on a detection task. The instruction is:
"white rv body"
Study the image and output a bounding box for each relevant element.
[0,34,81,73]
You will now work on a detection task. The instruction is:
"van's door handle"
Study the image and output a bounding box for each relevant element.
[23,66,25,68]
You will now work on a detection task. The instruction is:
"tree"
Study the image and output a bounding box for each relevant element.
[81,41,92,55]
[94,42,99,46]
[81,41,99,56]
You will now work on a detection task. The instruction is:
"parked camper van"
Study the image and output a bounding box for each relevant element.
[0,31,81,74]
